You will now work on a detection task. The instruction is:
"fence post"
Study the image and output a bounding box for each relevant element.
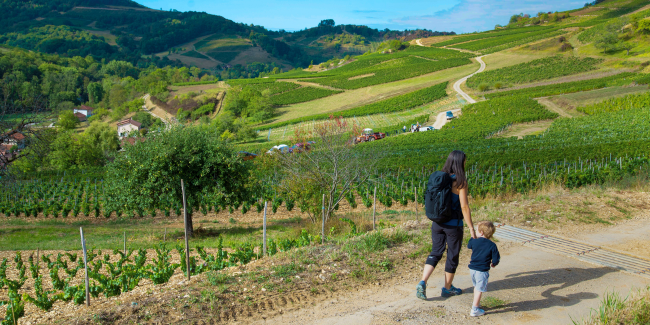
[263,201,268,256]
[123,231,126,256]
[321,194,325,244]
[79,227,90,307]
[372,187,377,231]
[181,179,190,282]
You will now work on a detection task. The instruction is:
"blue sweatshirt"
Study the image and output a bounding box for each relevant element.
[467,237,500,272]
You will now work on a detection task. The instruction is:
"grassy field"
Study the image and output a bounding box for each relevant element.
[267,61,478,124]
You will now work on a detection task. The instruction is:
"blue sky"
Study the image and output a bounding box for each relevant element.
[138,0,586,33]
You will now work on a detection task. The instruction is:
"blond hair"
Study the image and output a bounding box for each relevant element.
[477,221,496,239]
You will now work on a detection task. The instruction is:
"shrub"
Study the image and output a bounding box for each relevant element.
[493,82,503,90]
[478,84,490,92]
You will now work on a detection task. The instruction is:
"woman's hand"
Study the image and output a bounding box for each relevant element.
[469,228,477,239]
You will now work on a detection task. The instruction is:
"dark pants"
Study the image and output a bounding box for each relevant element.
[425,222,464,273]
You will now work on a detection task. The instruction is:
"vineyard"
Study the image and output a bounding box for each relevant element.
[577,91,650,115]
[452,28,568,54]
[269,86,343,106]
[485,72,640,99]
[0,230,326,324]
[466,56,602,89]
[261,82,448,130]
[432,26,554,47]
[242,81,301,95]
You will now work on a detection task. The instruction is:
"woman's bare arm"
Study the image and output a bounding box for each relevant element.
[459,187,476,239]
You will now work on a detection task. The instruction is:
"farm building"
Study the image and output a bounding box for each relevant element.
[74,105,95,117]
[74,112,87,122]
[117,119,142,138]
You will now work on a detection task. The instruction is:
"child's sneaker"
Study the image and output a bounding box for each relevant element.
[416,281,427,300]
[470,307,485,317]
[441,285,462,297]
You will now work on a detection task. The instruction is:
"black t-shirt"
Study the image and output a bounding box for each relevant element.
[467,237,500,272]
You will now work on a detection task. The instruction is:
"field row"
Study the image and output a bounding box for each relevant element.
[261,82,448,129]
[466,56,602,89]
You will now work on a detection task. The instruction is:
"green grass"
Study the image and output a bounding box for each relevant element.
[482,296,508,309]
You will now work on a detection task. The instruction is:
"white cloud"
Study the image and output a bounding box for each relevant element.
[392,0,584,33]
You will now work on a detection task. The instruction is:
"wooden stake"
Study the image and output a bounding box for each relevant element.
[181,179,190,282]
[164,228,167,241]
[79,227,90,306]
[36,248,40,269]
[414,187,418,221]
[321,194,325,244]
[262,201,268,256]
[372,187,377,231]
[123,231,126,256]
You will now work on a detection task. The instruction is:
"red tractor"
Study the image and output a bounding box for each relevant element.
[354,128,386,144]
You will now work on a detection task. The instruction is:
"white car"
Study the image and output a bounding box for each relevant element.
[418,126,435,132]
[266,144,290,154]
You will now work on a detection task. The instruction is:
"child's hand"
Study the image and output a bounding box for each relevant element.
[491,263,496,268]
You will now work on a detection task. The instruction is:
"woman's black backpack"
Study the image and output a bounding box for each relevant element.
[425,171,458,223]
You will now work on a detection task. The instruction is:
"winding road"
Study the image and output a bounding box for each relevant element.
[414,39,486,129]
[453,55,485,104]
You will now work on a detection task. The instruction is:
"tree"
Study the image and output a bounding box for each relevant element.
[87,82,104,104]
[319,19,335,28]
[104,126,251,236]
[58,110,78,130]
[276,117,377,223]
[621,41,637,55]
[593,32,621,53]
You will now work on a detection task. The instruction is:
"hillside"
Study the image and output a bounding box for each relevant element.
[3,0,650,324]
[0,0,450,76]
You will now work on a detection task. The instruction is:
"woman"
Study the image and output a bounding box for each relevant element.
[416,150,476,299]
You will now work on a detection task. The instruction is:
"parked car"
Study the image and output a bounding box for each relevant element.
[266,144,290,154]
[446,111,455,120]
[418,126,435,132]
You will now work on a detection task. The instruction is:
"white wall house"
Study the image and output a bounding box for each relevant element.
[117,119,142,138]
[74,105,95,117]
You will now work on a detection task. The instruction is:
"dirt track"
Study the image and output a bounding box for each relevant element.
[258,214,650,324]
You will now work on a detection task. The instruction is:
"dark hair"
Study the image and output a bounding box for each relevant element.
[442,150,467,189]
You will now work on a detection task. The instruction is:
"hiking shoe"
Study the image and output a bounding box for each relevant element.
[416,282,427,300]
[470,307,485,317]
[441,285,462,297]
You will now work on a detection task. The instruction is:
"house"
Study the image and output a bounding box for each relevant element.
[74,112,87,122]
[2,133,25,149]
[74,105,95,117]
[117,118,142,138]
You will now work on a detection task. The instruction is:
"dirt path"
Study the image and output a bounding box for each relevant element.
[536,97,574,118]
[258,220,650,325]
[431,109,461,129]
[453,56,486,104]
[143,94,176,124]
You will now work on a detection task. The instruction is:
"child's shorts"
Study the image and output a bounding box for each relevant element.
[470,270,489,292]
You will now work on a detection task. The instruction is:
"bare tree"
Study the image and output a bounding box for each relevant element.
[276,117,378,222]
[0,77,54,176]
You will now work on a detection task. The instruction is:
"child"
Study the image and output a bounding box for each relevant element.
[467,221,500,317]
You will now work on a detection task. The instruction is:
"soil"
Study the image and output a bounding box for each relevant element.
[536,98,576,118]
[492,120,554,139]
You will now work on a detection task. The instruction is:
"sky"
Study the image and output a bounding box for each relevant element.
[138,0,586,34]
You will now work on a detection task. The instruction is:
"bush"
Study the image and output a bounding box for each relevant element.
[478,84,490,92]
[493,82,503,89]
[560,43,573,52]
